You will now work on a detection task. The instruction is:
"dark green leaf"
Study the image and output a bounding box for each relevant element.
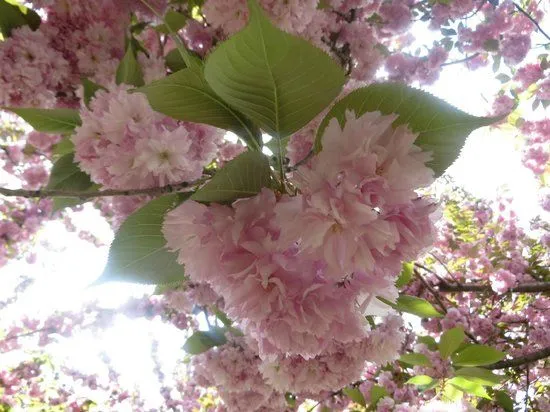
[343,387,366,407]
[369,385,387,407]
[99,194,189,285]
[454,367,503,386]
[315,83,498,176]
[451,345,506,367]
[0,0,40,37]
[52,138,75,157]
[399,353,432,367]
[494,390,514,412]
[396,295,443,318]
[116,45,144,87]
[165,48,186,72]
[395,262,414,288]
[5,108,81,134]
[448,377,491,399]
[183,327,227,354]
[439,327,466,359]
[191,150,271,203]
[137,70,261,149]
[82,78,106,107]
[47,153,94,191]
[417,335,438,351]
[204,0,345,138]
[155,10,187,34]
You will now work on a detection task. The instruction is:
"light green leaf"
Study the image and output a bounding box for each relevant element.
[454,367,503,386]
[439,327,466,359]
[396,295,443,318]
[137,70,261,149]
[82,78,106,107]
[99,194,189,285]
[406,375,435,386]
[417,335,438,351]
[369,385,387,407]
[191,150,271,203]
[451,345,506,367]
[183,327,227,355]
[5,108,81,134]
[494,390,514,412]
[155,10,187,34]
[448,377,491,399]
[395,262,414,288]
[203,0,345,138]
[399,353,432,367]
[342,387,366,407]
[441,381,463,402]
[0,0,40,37]
[116,45,144,87]
[153,280,185,295]
[315,83,499,176]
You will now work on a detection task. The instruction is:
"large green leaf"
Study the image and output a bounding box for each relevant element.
[191,150,271,203]
[99,194,189,285]
[203,0,345,138]
[183,327,227,355]
[0,0,40,37]
[399,353,432,367]
[82,78,106,107]
[116,46,144,87]
[439,327,466,359]
[369,385,387,407]
[454,367,503,386]
[137,70,261,149]
[396,296,443,318]
[494,390,514,412]
[342,387,366,407]
[448,377,491,399]
[451,345,505,367]
[315,83,499,176]
[154,10,187,34]
[5,108,81,134]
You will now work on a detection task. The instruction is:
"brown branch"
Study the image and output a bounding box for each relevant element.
[486,346,550,370]
[0,177,207,200]
[438,281,550,294]
[513,2,550,43]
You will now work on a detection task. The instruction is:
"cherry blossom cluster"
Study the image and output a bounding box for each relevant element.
[73,85,224,189]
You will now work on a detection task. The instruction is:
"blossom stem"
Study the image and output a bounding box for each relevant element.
[437,281,550,293]
[486,346,550,370]
[0,177,207,200]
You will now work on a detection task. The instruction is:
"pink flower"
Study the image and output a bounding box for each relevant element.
[489,269,517,294]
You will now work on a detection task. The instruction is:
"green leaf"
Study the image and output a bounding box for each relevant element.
[116,45,145,87]
[155,10,187,34]
[441,381,463,402]
[183,327,227,354]
[369,385,387,407]
[285,393,297,408]
[99,194,189,285]
[454,367,503,386]
[0,0,40,37]
[395,262,414,288]
[191,150,271,203]
[82,78,106,107]
[165,48,186,72]
[448,377,491,399]
[417,335,438,351]
[451,345,506,367]
[406,375,435,386]
[315,83,498,176]
[203,0,345,138]
[47,153,94,191]
[494,390,514,412]
[342,387,366,407]
[5,108,81,134]
[396,296,443,318]
[399,353,432,367]
[137,70,261,149]
[52,138,75,157]
[153,280,185,295]
[439,327,466,359]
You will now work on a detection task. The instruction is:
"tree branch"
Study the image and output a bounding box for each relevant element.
[486,346,550,370]
[438,281,550,294]
[440,52,480,67]
[0,178,207,200]
[513,2,550,43]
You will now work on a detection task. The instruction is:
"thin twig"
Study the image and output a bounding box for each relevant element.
[428,252,461,284]
[438,281,550,294]
[0,177,207,200]
[440,52,480,67]
[413,269,448,314]
[513,2,550,42]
